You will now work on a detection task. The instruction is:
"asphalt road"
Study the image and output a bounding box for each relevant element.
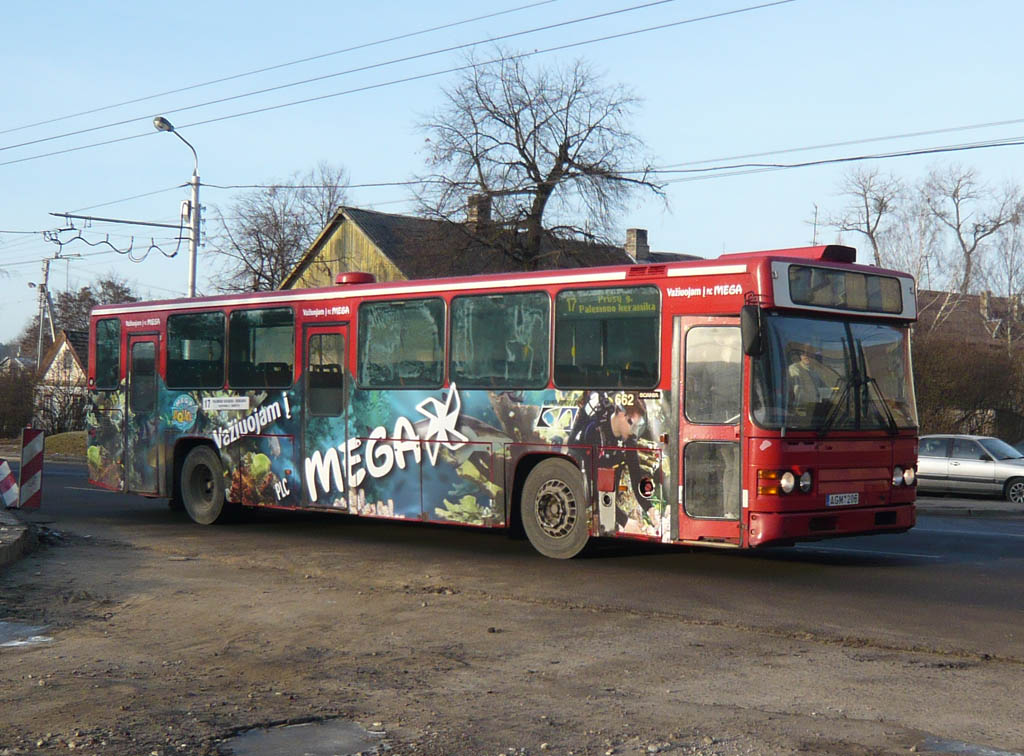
[5,460,1024,755]
[15,460,1024,661]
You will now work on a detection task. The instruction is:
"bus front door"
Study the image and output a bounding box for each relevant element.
[125,335,160,495]
[676,317,742,545]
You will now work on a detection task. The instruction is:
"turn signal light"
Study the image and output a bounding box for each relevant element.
[758,469,813,496]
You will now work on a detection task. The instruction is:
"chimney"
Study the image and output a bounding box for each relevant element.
[980,290,991,320]
[467,193,491,232]
[625,228,650,261]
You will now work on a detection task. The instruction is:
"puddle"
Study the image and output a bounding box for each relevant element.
[918,737,1024,756]
[225,719,384,756]
[0,621,52,648]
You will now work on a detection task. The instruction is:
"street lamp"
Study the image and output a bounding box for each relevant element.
[153,116,200,297]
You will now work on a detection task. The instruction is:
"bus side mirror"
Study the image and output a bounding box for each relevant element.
[740,305,763,356]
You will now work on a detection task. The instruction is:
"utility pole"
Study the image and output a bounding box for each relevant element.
[35,258,51,369]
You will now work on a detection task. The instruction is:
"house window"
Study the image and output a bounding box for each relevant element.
[358,299,445,388]
[94,318,120,390]
[228,307,295,388]
[450,292,549,388]
[167,312,225,389]
[553,286,660,388]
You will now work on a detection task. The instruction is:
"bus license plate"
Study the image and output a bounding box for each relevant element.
[827,493,859,507]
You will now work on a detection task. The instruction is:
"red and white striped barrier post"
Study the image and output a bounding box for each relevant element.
[0,459,18,508]
[18,428,44,510]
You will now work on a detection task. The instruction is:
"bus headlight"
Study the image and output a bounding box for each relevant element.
[892,466,916,486]
[799,471,813,493]
[779,471,796,494]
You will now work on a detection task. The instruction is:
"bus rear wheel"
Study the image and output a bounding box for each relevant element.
[181,446,227,525]
[521,458,590,559]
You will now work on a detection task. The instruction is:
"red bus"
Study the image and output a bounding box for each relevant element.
[86,244,918,558]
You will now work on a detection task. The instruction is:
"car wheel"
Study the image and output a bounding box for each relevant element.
[521,458,590,559]
[1003,477,1024,505]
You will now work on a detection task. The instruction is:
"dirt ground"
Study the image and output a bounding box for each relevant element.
[2,518,1023,756]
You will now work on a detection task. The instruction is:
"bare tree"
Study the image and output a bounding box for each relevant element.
[416,49,663,269]
[823,168,904,267]
[16,275,139,362]
[212,162,349,292]
[978,218,1024,352]
[923,165,1023,294]
[885,194,944,290]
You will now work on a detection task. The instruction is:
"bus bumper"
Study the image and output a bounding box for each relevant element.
[747,503,916,547]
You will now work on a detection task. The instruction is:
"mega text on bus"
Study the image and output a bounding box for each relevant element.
[86,244,918,558]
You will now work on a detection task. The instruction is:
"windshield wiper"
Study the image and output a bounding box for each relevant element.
[865,376,899,435]
[817,374,855,438]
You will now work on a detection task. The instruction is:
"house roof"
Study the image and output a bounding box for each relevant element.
[916,289,1024,344]
[37,329,89,376]
[283,206,696,288]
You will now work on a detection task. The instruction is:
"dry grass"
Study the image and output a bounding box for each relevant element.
[0,430,88,458]
[45,431,87,457]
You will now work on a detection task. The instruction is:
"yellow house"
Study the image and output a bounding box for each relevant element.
[280,202,692,290]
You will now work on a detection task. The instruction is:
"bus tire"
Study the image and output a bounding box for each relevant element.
[1004,477,1024,505]
[520,458,590,559]
[181,446,227,525]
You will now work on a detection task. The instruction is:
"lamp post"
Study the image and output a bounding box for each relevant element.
[153,116,200,297]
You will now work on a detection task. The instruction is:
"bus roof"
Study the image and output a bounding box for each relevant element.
[91,244,906,317]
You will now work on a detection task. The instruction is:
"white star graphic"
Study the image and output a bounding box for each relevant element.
[416,384,469,465]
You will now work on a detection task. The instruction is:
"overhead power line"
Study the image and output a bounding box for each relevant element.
[652,135,1024,184]
[0,0,795,169]
[0,0,561,137]
[0,0,689,155]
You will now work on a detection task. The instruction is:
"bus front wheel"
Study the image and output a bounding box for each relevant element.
[521,459,590,559]
[181,446,227,525]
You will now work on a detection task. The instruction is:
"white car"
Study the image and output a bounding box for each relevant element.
[917,434,1024,503]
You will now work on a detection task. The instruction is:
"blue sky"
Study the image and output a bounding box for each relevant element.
[2,0,1022,344]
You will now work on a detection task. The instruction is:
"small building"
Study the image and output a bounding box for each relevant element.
[34,329,89,433]
[280,201,698,290]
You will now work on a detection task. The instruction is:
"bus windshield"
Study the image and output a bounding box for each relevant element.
[751,314,917,432]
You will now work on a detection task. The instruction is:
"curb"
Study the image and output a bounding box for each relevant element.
[917,506,1024,518]
[0,509,36,571]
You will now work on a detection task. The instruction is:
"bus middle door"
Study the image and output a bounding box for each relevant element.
[125,333,160,495]
[302,324,349,508]
[676,317,742,545]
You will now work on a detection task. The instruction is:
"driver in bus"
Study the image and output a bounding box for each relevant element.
[788,346,833,410]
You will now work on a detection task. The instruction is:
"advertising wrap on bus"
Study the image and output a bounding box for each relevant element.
[87,244,918,558]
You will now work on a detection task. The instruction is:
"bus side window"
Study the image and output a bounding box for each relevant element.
[228,307,294,389]
[358,299,445,388]
[167,312,226,389]
[450,292,549,388]
[95,318,121,389]
[553,286,660,389]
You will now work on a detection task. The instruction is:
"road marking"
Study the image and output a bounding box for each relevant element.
[66,486,121,494]
[797,545,943,559]
[913,526,1024,540]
